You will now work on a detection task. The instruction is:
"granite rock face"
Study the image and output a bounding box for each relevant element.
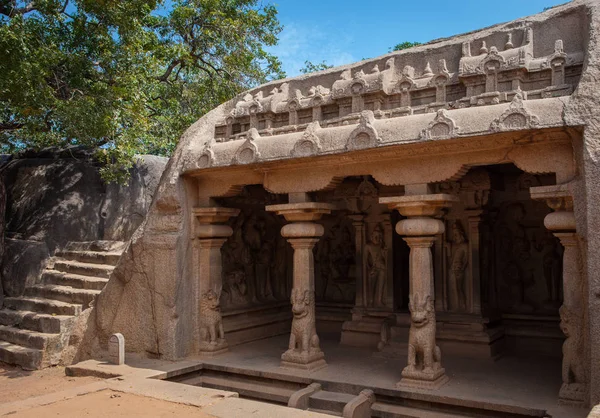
[0,153,168,299]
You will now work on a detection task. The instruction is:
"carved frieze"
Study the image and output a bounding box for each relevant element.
[233,128,261,165]
[346,110,381,150]
[291,121,322,158]
[490,93,539,132]
[420,109,459,140]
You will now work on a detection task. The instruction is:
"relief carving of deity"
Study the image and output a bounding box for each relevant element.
[447,222,469,312]
[366,224,387,308]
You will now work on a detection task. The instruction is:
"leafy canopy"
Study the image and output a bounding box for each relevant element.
[0,0,284,181]
[389,41,421,52]
[298,60,333,74]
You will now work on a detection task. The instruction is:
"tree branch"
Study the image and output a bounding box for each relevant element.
[0,122,24,131]
[156,60,181,82]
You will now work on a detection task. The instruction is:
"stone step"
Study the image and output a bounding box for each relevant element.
[308,408,342,417]
[4,297,82,316]
[52,259,114,278]
[201,375,297,404]
[0,325,61,351]
[55,250,121,266]
[0,340,43,371]
[41,270,108,291]
[25,284,99,307]
[0,309,73,334]
[372,402,466,418]
[65,240,126,253]
[309,390,356,416]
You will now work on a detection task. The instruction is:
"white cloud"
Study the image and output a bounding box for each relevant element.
[267,23,357,77]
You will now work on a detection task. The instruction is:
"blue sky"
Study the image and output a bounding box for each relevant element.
[266,0,568,77]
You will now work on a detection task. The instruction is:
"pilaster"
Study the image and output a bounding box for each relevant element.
[531,184,587,407]
[192,207,240,356]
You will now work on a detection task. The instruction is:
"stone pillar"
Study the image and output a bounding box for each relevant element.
[193,207,240,356]
[465,209,483,315]
[266,201,335,371]
[381,193,456,390]
[531,184,586,407]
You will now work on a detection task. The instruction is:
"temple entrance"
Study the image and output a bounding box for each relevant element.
[196,163,582,416]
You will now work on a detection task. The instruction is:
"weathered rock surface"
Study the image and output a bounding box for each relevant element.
[0,153,167,299]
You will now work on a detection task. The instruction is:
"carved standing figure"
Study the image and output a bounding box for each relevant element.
[199,289,226,348]
[365,224,387,308]
[405,293,442,375]
[448,222,469,312]
[286,288,320,355]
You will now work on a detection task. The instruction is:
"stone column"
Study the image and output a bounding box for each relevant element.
[193,207,240,356]
[531,184,586,407]
[266,201,335,371]
[381,193,456,390]
[465,209,483,315]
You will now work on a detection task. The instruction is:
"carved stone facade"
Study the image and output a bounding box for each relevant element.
[76,2,600,413]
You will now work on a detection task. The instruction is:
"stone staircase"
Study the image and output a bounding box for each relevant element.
[0,240,125,370]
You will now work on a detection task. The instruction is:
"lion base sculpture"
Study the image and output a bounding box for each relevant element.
[280,288,327,371]
[397,292,448,390]
[198,288,228,355]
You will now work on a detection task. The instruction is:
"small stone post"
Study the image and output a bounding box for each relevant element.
[267,200,335,371]
[108,333,125,365]
[381,191,457,390]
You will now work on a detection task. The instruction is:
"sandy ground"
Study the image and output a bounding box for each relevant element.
[0,362,100,404]
[8,390,215,418]
[0,362,216,417]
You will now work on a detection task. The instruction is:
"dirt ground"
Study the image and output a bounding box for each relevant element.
[8,390,215,417]
[0,362,100,404]
[0,362,215,417]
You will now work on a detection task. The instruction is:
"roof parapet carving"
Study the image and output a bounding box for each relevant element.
[291,121,323,158]
[213,18,583,145]
[490,92,540,132]
[233,128,261,165]
[346,110,382,150]
[197,141,215,169]
[420,109,460,140]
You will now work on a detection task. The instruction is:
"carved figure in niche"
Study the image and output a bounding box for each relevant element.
[406,293,442,374]
[315,220,355,303]
[448,222,469,312]
[257,239,274,300]
[199,289,225,347]
[534,230,562,309]
[366,224,387,308]
[286,288,319,355]
[222,227,253,305]
[222,270,248,307]
[271,237,289,300]
[559,305,586,402]
[496,202,536,313]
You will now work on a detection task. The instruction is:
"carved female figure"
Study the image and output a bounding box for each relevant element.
[448,222,469,312]
[365,224,387,308]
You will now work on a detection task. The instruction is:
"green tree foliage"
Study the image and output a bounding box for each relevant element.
[0,0,284,181]
[389,41,421,52]
[298,60,333,74]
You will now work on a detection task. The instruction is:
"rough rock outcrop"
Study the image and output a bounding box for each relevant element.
[0,153,167,301]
